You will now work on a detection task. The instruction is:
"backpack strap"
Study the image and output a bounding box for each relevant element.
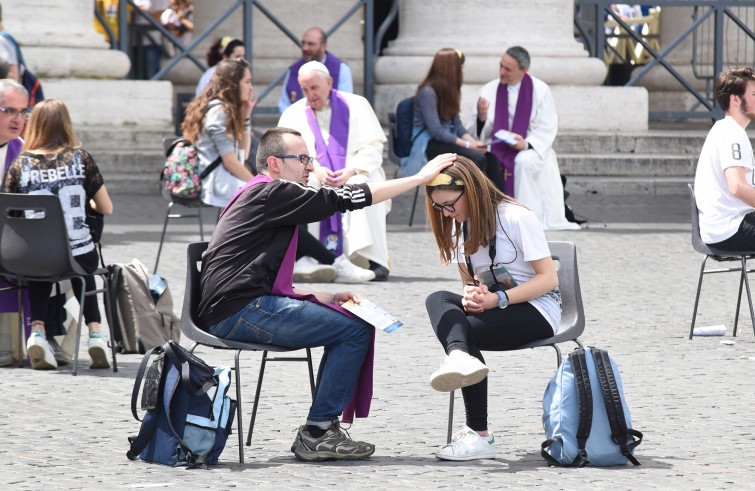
[590,348,642,465]
[130,346,163,422]
[126,346,165,461]
[198,156,223,180]
[163,341,216,396]
[0,32,27,69]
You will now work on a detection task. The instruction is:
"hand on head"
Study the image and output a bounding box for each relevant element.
[416,153,457,184]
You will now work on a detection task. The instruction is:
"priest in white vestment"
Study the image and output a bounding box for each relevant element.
[468,46,580,231]
[279,61,391,279]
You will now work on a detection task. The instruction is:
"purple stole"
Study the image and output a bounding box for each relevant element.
[4,138,22,173]
[306,89,350,257]
[490,74,534,197]
[220,173,374,422]
[285,51,343,105]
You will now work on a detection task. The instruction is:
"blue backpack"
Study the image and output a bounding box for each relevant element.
[127,341,236,468]
[393,96,421,158]
[541,347,642,467]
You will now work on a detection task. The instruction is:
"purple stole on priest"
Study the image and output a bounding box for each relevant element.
[306,89,350,257]
[220,172,374,423]
[489,74,534,197]
[4,138,22,174]
[285,51,343,105]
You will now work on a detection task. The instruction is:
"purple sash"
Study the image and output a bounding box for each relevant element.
[4,138,22,172]
[285,51,343,104]
[490,74,533,197]
[306,89,350,257]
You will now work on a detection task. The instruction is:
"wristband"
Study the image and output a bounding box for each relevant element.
[464,141,471,149]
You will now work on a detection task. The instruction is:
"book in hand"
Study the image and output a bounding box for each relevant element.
[475,263,518,291]
[493,129,518,145]
[341,297,403,333]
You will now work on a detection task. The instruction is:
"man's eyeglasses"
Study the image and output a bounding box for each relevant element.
[431,189,465,213]
[0,107,31,120]
[274,154,316,166]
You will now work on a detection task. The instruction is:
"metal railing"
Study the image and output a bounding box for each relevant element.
[94,0,393,107]
[574,0,755,120]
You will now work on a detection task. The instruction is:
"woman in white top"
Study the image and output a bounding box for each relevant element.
[182,58,255,207]
[423,155,561,461]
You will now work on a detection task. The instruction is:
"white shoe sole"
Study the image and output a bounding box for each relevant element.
[334,271,376,283]
[435,447,496,461]
[27,345,57,370]
[88,345,110,369]
[429,365,489,392]
[293,266,337,283]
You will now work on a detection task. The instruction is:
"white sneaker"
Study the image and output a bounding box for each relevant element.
[293,256,337,283]
[436,426,496,461]
[87,333,110,369]
[26,331,57,370]
[333,255,375,283]
[429,350,489,392]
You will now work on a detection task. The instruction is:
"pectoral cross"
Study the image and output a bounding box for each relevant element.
[503,168,513,181]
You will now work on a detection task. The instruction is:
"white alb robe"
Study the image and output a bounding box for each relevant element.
[468,76,579,231]
[278,92,391,268]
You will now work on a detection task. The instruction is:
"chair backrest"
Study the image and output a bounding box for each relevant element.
[0,193,83,279]
[387,112,400,165]
[548,241,585,341]
[688,183,715,256]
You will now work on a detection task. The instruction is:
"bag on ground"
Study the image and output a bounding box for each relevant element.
[541,346,643,467]
[161,137,222,199]
[127,340,236,468]
[108,259,180,354]
[0,32,44,106]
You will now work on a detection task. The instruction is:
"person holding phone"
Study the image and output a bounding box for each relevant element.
[423,156,560,461]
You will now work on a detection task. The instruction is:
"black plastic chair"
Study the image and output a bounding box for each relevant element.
[446,241,585,442]
[182,242,315,464]
[0,193,118,375]
[387,112,421,227]
[687,183,755,339]
[154,136,218,273]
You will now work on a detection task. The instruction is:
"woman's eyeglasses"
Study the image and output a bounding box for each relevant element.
[275,154,316,166]
[0,107,31,120]
[431,189,465,213]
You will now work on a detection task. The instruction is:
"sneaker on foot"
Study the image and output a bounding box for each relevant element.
[334,255,375,283]
[429,351,488,392]
[26,331,57,370]
[47,337,72,366]
[293,256,337,283]
[290,420,375,462]
[436,426,496,461]
[87,332,110,369]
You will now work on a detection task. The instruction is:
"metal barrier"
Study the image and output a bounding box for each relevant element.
[574,0,755,120]
[93,0,390,107]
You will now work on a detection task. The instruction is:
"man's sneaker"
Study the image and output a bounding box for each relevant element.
[429,350,489,392]
[87,332,110,369]
[436,426,496,461]
[334,255,375,283]
[47,337,72,366]
[293,256,337,283]
[26,331,57,370]
[290,420,375,462]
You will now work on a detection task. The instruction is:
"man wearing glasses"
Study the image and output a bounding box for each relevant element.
[694,67,755,251]
[197,126,455,461]
[0,79,27,367]
[279,61,391,282]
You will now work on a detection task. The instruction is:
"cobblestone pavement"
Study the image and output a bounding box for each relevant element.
[3,188,755,490]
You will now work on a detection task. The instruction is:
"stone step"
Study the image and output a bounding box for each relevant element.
[87,149,164,175]
[105,173,162,195]
[78,125,175,150]
[555,131,707,155]
[559,154,696,177]
[566,176,691,196]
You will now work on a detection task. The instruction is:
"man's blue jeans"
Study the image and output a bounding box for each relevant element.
[208,295,371,423]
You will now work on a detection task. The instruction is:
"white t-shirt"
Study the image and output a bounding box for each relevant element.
[694,116,755,243]
[457,202,561,333]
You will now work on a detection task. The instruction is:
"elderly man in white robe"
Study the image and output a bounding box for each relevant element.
[467,46,579,231]
[279,61,391,280]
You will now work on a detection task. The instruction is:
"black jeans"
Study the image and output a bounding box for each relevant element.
[426,290,553,431]
[296,225,336,265]
[709,212,755,251]
[426,139,505,191]
[28,249,102,327]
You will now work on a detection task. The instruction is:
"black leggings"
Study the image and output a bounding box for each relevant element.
[28,250,102,327]
[426,139,505,191]
[296,225,336,265]
[426,290,553,431]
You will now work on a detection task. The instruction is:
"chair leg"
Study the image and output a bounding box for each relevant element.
[447,390,455,444]
[552,345,562,367]
[306,348,315,396]
[733,262,747,338]
[100,274,118,373]
[72,280,87,376]
[689,256,709,339]
[246,350,268,446]
[17,287,25,367]
[741,257,755,339]
[197,206,204,242]
[409,186,420,227]
[234,349,244,464]
[154,201,175,274]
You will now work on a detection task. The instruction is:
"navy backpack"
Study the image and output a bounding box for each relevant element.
[393,96,418,158]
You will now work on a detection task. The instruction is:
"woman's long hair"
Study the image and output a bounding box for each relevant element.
[417,48,465,122]
[206,36,244,67]
[425,156,517,265]
[182,58,249,144]
[21,99,79,152]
